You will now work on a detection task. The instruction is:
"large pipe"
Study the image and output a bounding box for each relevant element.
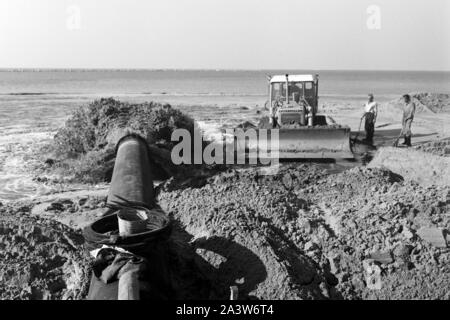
[118,269,140,300]
[107,134,155,209]
[86,133,173,300]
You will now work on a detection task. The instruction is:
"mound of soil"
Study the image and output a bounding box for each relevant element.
[159,164,335,299]
[0,203,91,300]
[411,93,450,114]
[369,147,450,186]
[305,167,450,299]
[386,93,450,114]
[415,137,450,157]
[39,98,196,184]
[158,164,450,300]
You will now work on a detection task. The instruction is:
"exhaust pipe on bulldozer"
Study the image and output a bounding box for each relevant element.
[285,74,289,105]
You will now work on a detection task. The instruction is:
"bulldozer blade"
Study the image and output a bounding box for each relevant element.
[239,127,353,160]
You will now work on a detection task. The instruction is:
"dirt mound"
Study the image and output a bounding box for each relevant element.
[0,203,91,300]
[385,93,450,114]
[307,167,403,202]
[158,164,450,299]
[415,137,450,157]
[306,167,450,299]
[411,93,450,113]
[368,147,450,186]
[36,98,196,184]
[158,164,335,299]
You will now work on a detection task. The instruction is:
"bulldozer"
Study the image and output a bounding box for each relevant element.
[255,74,353,159]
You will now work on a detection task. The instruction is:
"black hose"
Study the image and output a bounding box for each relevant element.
[352,113,367,143]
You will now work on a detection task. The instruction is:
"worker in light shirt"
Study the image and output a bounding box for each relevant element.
[400,94,416,147]
[363,94,378,143]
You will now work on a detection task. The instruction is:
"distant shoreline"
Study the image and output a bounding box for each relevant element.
[1,68,450,73]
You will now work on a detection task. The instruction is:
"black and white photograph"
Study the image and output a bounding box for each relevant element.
[0,0,449,308]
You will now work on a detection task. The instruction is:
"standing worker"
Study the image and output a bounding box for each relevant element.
[363,94,378,143]
[400,94,416,147]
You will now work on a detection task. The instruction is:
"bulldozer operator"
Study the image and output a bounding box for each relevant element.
[270,83,313,127]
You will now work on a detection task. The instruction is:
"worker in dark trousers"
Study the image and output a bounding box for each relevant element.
[401,94,416,147]
[363,94,378,143]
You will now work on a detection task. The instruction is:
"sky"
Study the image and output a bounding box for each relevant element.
[0,0,449,70]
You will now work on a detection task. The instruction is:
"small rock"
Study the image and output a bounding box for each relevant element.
[393,244,413,262]
[44,158,55,166]
[402,261,415,271]
[78,197,88,207]
[46,202,64,212]
[369,250,393,265]
[328,254,340,274]
[324,272,339,286]
[18,205,30,213]
[425,206,436,216]
[59,199,74,206]
[31,226,42,236]
[351,276,365,291]
[363,259,382,290]
[417,227,447,248]
[304,241,318,252]
[389,183,399,193]
[402,228,415,240]
[282,174,294,189]
[338,272,350,283]
[42,290,52,300]
[298,218,312,234]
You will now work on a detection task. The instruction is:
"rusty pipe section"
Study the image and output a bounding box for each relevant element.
[107,134,155,209]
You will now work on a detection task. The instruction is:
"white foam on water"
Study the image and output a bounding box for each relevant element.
[0,175,54,202]
[0,130,56,202]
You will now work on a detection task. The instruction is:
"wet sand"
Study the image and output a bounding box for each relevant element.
[1,94,449,203]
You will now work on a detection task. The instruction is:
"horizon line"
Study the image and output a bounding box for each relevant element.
[0,68,449,73]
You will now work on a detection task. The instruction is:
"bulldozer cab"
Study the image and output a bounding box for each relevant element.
[269,74,319,114]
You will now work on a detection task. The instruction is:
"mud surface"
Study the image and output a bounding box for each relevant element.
[0,202,91,300]
[158,158,450,299]
[2,148,450,300]
[1,147,450,300]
